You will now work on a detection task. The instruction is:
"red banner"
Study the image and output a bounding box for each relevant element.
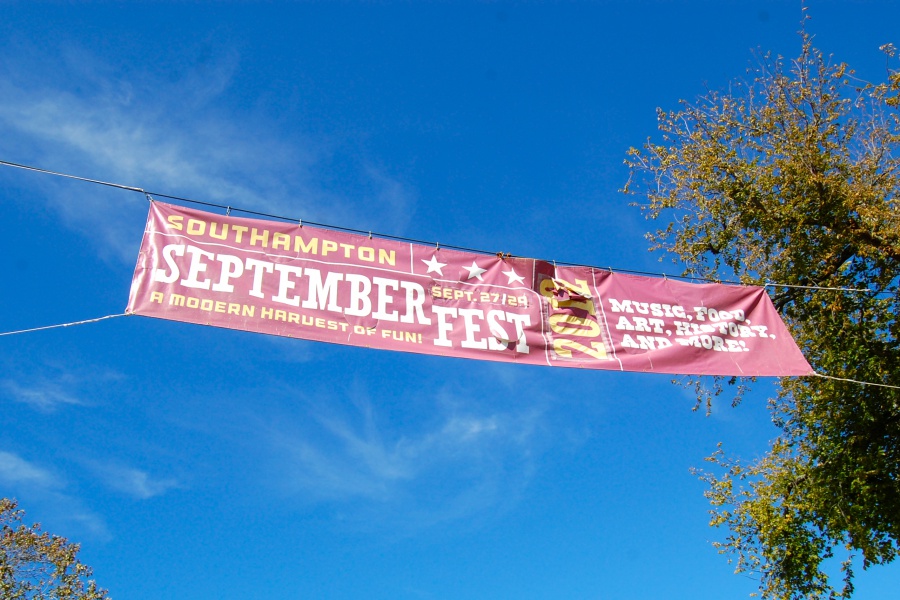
[127,202,813,376]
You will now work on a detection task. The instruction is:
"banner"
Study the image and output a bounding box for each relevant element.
[127,202,814,376]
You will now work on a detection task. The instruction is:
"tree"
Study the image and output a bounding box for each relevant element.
[1,498,110,600]
[624,31,900,599]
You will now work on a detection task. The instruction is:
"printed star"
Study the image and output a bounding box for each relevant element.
[503,268,525,285]
[463,262,487,281]
[422,255,447,276]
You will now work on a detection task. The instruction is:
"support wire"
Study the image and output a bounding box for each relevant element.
[0,158,887,294]
[0,314,130,337]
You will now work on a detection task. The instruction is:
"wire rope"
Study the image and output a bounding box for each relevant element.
[4,159,900,388]
[2,158,888,294]
[0,314,130,337]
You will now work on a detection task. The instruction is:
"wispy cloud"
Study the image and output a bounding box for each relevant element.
[0,361,122,413]
[0,450,63,488]
[0,39,416,262]
[1,379,84,412]
[86,461,180,500]
[259,383,547,530]
[0,450,109,539]
[0,449,179,540]
[258,336,318,364]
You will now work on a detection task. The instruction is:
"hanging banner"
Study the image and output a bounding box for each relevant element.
[127,202,814,376]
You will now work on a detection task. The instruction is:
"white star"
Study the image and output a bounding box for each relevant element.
[463,262,487,281]
[503,268,525,285]
[422,255,447,276]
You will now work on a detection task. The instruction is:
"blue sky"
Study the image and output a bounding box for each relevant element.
[1,2,898,598]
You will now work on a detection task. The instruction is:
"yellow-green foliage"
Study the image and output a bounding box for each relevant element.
[1,499,110,600]
[625,34,899,599]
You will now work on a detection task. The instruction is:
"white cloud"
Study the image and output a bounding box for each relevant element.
[87,462,180,500]
[0,450,109,538]
[1,379,84,412]
[0,450,62,488]
[260,387,547,529]
[269,404,415,501]
[0,39,416,262]
[0,362,122,413]
[259,336,318,364]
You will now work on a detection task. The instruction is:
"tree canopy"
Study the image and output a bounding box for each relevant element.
[1,498,110,600]
[624,33,900,599]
